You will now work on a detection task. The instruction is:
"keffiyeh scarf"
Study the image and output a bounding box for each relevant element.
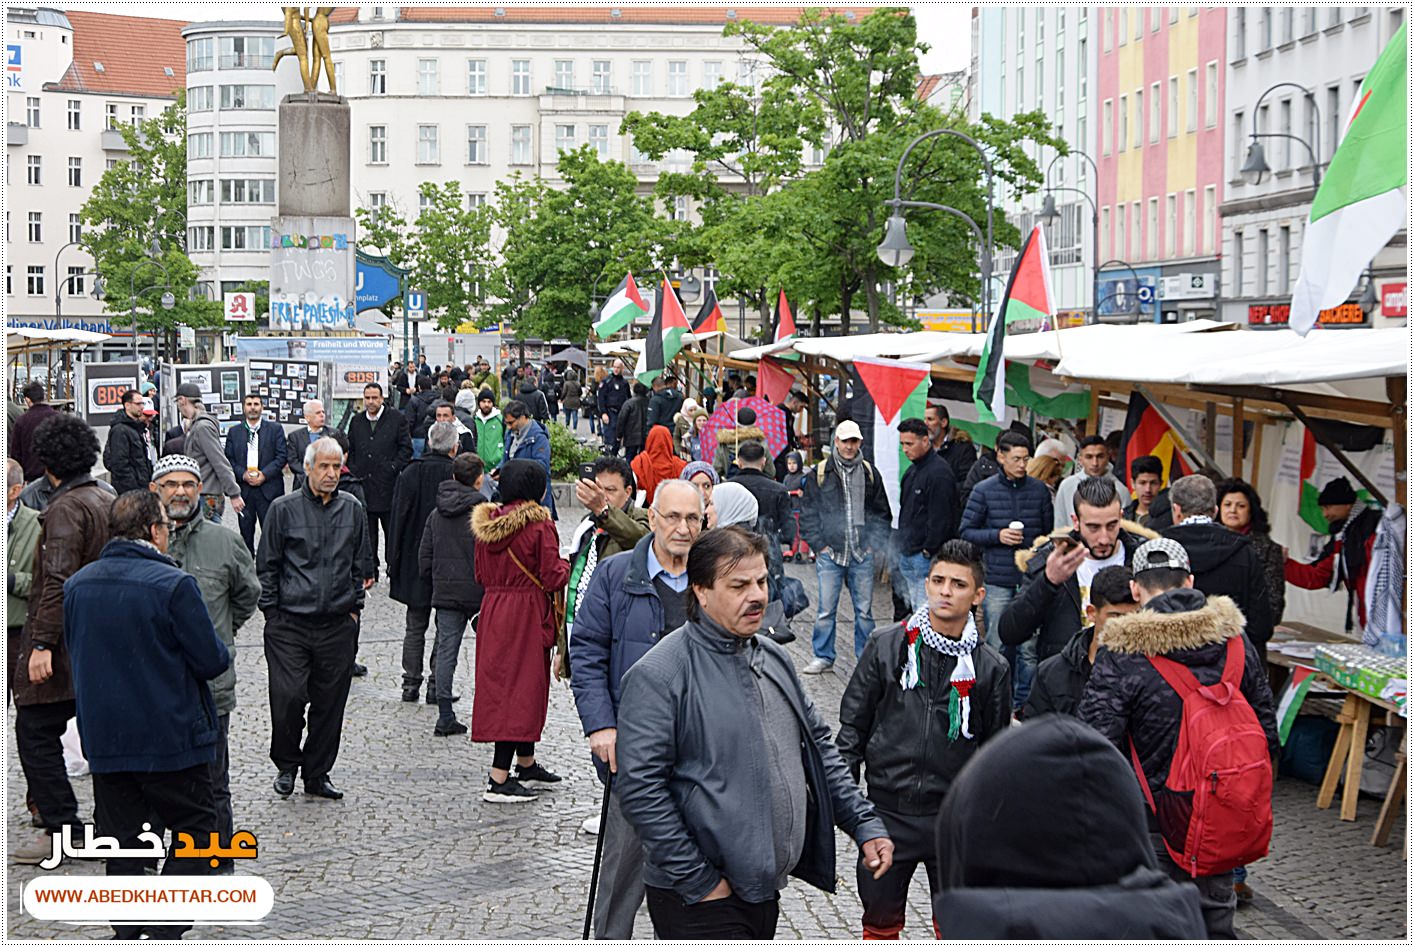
[899,604,979,740]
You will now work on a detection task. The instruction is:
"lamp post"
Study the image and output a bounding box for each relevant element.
[1240,82,1323,187]
[129,259,171,360]
[883,128,996,330]
[1039,150,1101,324]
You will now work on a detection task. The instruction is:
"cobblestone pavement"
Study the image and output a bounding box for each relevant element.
[6,501,1407,939]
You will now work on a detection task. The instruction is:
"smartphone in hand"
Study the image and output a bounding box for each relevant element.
[578,462,597,483]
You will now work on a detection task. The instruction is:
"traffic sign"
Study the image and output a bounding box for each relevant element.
[405,289,427,321]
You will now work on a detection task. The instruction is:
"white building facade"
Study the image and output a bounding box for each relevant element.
[1220,5,1406,330]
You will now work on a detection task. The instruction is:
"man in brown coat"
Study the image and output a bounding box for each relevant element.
[12,413,114,864]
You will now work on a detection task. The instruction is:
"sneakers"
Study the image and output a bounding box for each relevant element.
[483,776,538,804]
[580,814,601,835]
[801,657,834,674]
[12,832,59,866]
[515,762,562,785]
[351,662,368,678]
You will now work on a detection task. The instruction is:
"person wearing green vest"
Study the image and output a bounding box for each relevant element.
[468,359,501,405]
[472,388,505,470]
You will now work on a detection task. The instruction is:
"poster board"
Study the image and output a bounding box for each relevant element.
[232,337,388,400]
[74,361,141,428]
[161,362,248,436]
[247,358,329,425]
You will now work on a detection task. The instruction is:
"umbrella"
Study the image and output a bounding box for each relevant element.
[700,395,787,461]
[547,346,588,369]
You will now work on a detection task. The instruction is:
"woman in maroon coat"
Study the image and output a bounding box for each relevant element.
[470,460,570,802]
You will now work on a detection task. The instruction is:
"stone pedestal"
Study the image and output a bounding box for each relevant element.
[278,93,350,218]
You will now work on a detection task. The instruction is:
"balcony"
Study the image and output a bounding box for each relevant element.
[7,123,27,147]
[220,53,274,70]
[100,128,129,151]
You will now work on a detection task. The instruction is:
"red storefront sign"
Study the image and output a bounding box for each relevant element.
[1380,282,1407,317]
[1247,303,1368,327]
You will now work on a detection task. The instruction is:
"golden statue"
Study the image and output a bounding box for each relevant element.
[274,7,337,95]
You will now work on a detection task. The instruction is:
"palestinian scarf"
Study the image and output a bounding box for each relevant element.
[899,603,979,740]
[1364,503,1405,646]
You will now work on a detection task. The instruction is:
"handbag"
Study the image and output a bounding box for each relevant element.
[777,575,810,620]
[507,547,570,679]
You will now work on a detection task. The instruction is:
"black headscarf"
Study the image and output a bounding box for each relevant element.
[498,459,547,506]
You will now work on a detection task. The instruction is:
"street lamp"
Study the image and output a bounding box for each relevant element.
[876,214,915,268]
[1040,150,1101,325]
[1358,267,1379,315]
[1242,82,1323,187]
[129,258,171,359]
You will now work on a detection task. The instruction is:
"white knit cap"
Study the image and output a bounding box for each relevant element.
[151,454,201,483]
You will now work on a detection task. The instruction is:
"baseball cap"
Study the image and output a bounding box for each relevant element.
[1131,537,1190,576]
[141,396,157,416]
[835,420,863,441]
[175,382,203,400]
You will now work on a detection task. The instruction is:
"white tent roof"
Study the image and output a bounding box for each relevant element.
[595,331,738,358]
[7,326,112,349]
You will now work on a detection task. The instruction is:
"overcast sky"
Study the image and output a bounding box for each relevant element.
[63,2,971,73]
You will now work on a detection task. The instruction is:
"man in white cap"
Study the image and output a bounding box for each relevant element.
[799,420,893,673]
[174,382,243,523]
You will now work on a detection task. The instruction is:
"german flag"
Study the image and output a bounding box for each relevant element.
[1119,392,1193,487]
[691,288,727,334]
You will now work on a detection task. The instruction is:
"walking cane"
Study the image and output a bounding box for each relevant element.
[582,771,614,940]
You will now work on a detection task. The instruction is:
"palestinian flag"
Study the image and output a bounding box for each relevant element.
[1276,666,1318,745]
[773,289,797,343]
[635,278,689,384]
[848,356,931,527]
[691,288,727,334]
[593,271,650,339]
[759,357,794,405]
[1297,423,1384,532]
[1297,429,1327,533]
[1119,392,1193,487]
[1289,23,1407,335]
[974,225,1054,422]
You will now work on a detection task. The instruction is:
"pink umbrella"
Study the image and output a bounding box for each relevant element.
[700,395,788,461]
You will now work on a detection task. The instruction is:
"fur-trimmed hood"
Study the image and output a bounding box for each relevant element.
[719,425,767,446]
[1015,520,1159,574]
[1098,593,1245,656]
[471,498,550,549]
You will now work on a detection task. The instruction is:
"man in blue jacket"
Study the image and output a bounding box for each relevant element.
[570,479,703,939]
[501,399,556,519]
[959,430,1052,710]
[223,392,288,554]
[64,490,230,939]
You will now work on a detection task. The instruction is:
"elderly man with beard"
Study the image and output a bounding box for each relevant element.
[150,454,260,867]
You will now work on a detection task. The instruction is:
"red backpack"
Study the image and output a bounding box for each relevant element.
[1130,636,1273,877]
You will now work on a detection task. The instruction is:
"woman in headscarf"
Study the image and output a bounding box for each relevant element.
[630,425,687,507]
[680,461,720,525]
[710,481,759,529]
[470,459,570,803]
[673,397,701,459]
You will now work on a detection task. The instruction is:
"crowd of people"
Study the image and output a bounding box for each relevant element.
[5,354,1388,940]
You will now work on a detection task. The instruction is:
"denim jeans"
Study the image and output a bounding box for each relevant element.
[563,408,579,430]
[811,552,876,664]
[982,583,1034,711]
[433,607,472,725]
[411,437,426,460]
[897,552,932,612]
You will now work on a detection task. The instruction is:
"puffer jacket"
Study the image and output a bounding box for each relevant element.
[1078,589,1279,824]
[418,479,489,613]
[959,471,1054,588]
[1161,521,1274,646]
[257,483,371,618]
[617,394,649,450]
[646,387,684,430]
[798,457,892,558]
[616,616,887,905]
[711,424,775,479]
[998,521,1157,661]
[933,715,1206,939]
[406,388,440,440]
[103,410,153,494]
[837,621,1011,816]
[1019,626,1093,720]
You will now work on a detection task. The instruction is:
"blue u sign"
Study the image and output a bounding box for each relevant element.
[406,290,426,316]
[355,252,404,313]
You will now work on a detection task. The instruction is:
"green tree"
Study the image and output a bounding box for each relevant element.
[79,90,220,336]
[483,147,671,341]
[354,181,492,331]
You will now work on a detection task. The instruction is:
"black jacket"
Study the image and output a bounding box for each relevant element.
[617,394,649,449]
[103,411,153,494]
[257,484,372,619]
[223,419,288,502]
[933,715,1206,939]
[727,468,790,543]
[958,448,998,512]
[597,373,631,416]
[837,621,1011,816]
[1123,488,1173,531]
[799,458,893,557]
[898,448,958,556]
[1078,589,1279,819]
[518,385,551,423]
[405,389,440,440]
[1162,521,1274,646]
[1020,626,1093,720]
[998,521,1157,661]
[346,407,412,512]
[391,369,411,409]
[337,472,376,580]
[418,479,488,613]
[646,387,684,429]
[387,453,454,606]
[938,437,977,490]
[286,427,330,489]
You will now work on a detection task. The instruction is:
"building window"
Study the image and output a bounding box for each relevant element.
[1259,8,1273,49]
[1185,69,1198,133]
[418,192,434,216]
[1118,95,1128,152]
[368,192,388,210]
[1165,194,1177,257]
[1203,185,1216,255]
[1102,99,1113,155]
[589,124,609,158]
[1183,190,1196,256]
[511,59,531,95]
[1134,7,1144,38]
[554,124,575,155]
[5,266,10,296]
[1204,62,1219,129]
[106,158,119,170]
[67,99,81,130]
[703,60,723,90]
[188,132,213,158]
[1302,8,1319,35]
[26,155,41,185]
[1280,7,1295,44]
[1056,48,1066,111]
[1100,206,1111,259]
[1278,225,1292,293]
[187,36,213,71]
[667,61,688,97]
[1131,202,1142,259]
[221,225,271,250]
[1327,84,1342,162]
[1146,198,1158,258]
[467,192,487,210]
[219,85,275,110]
[1149,82,1160,142]
[187,226,215,251]
[67,157,81,187]
[738,59,759,90]
[130,105,145,125]
[189,179,214,204]
[1234,8,1246,58]
[674,196,690,221]
[218,178,276,203]
[418,58,440,96]
[69,213,82,244]
[1133,90,1143,148]
[65,267,85,297]
[369,125,387,163]
[219,36,274,69]
[466,125,487,164]
[467,59,487,95]
[510,125,532,164]
[1279,98,1293,168]
[1078,37,1087,101]
[554,59,574,91]
[1115,205,1126,261]
[1151,7,1162,31]
[1256,228,1269,295]
[1103,9,1112,51]
[370,59,386,94]
[1231,109,1246,179]
[25,97,39,127]
[632,61,652,96]
[27,212,42,243]
[220,131,276,157]
[188,87,213,112]
[591,60,611,94]
[1328,8,1343,28]
[417,124,440,164]
[1168,77,1179,138]
[27,266,44,296]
